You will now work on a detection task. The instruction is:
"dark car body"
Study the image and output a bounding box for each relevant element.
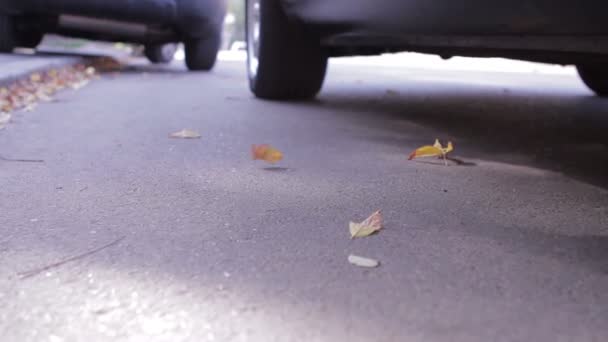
[290,0,608,63]
[245,0,608,99]
[1,0,227,69]
[286,0,607,35]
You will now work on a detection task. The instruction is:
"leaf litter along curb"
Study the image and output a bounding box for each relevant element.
[408,138,454,166]
[0,56,124,126]
[251,144,283,164]
[349,209,383,238]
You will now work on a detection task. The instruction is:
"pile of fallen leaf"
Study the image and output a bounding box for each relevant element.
[0,57,124,130]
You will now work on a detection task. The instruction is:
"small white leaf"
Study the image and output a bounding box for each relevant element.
[348,254,379,268]
[169,129,201,139]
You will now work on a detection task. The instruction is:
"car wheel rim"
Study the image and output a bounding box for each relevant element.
[247,0,261,78]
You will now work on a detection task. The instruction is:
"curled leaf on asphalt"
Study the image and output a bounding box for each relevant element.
[349,210,383,238]
[251,144,283,164]
[89,57,124,72]
[169,129,201,139]
[408,139,454,165]
[348,254,380,268]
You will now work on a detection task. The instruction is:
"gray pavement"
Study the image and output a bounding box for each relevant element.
[1,56,607,342]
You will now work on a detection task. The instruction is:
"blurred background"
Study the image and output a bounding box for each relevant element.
[30,0,246,58]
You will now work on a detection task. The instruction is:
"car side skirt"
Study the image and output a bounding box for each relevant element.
[285,0,608,36]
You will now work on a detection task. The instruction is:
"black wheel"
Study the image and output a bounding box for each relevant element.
[577,65,608,97]
[184,31,220,71]
[144,43,177,64]
[246,0,327,100]
[17,31,43,49]
[0,14,16,52]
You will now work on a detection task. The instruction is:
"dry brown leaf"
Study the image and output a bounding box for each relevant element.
[91,57,124,72]
[348,254,379,268]
[30,73,42,83]
[349,210,383,238]
[251,144,283,164]
[169,129,201,139]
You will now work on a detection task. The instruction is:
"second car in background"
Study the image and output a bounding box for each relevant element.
[0,0,227,70]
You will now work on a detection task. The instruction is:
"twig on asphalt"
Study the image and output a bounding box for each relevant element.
[445,156,477,166]
[0,154,44,163]
[17,236,126,279]
[413,156,476,167]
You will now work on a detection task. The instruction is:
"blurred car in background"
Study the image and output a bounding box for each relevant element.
[0,0,227,70]
[246,0,608,99]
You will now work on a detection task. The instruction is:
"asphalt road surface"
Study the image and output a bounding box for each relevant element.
[1,55,607,342]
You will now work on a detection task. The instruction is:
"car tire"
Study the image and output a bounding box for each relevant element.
[0,14,16,53]
[184,31,220,71]
[246,0,327,100]
[17,31,44,49]
[144,43,178,64]
[576,65,608,97]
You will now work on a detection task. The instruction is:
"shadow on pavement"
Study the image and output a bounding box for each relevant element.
[315,85,608,190]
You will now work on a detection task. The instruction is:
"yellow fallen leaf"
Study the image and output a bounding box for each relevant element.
[251,144,283,164]
[348,254,379,268]
[409,145,443,159]
[409,139,454,164]
[30,73,42,83]
[443,141,454,154]
[169,129,201,139]
[349,210,383,238]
